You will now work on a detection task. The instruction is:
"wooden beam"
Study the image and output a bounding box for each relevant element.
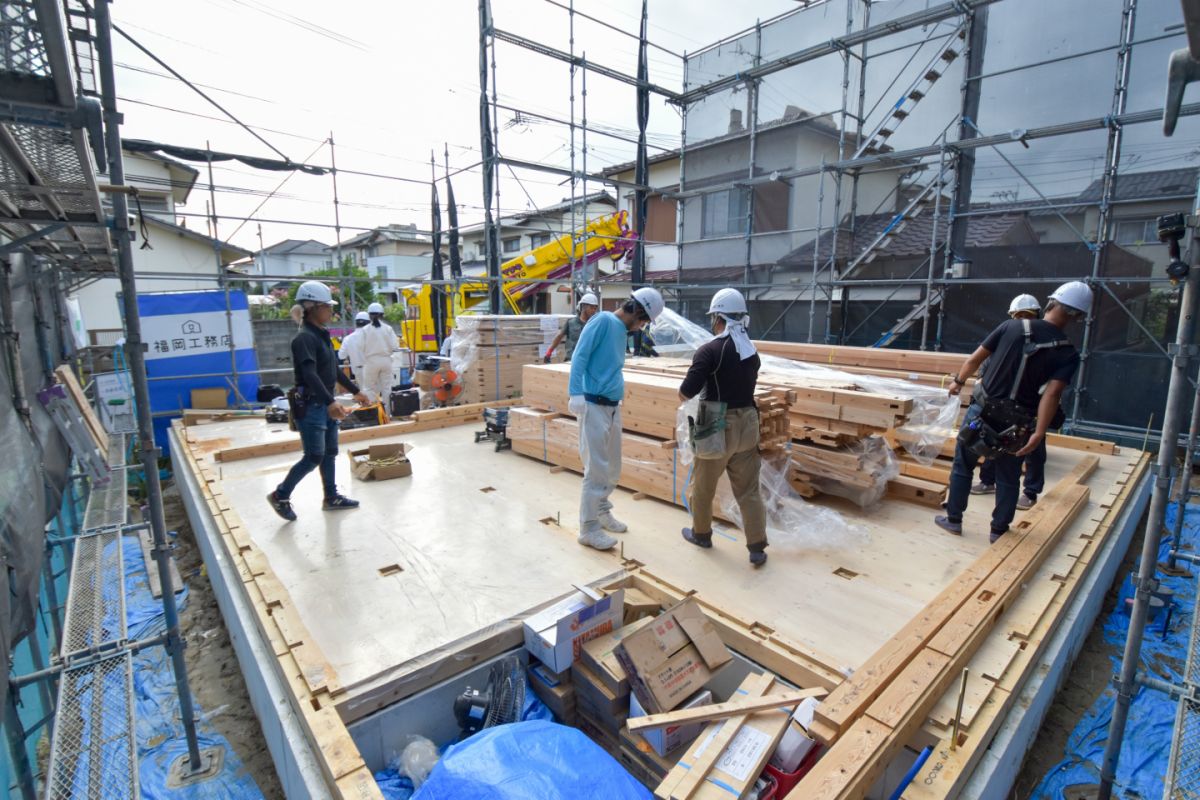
[628,687,826,733]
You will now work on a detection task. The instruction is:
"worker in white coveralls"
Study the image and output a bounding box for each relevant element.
[678,288,769,567]
[338,311,369,381]
[568,287,665,551]
[359,302,399,406]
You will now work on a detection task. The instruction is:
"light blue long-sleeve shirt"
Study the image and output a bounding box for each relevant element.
[568,311,627,402]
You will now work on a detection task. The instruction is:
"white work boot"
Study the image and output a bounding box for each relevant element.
[578,528,618,551]
[598,512,628,533]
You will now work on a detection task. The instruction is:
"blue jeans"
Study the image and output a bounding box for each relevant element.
[276,404,340,500]
[978,436,1047,498]
[946,404,1023,535]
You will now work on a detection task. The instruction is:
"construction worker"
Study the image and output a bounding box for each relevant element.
[972,294,1049,508]
[440,326,455,358]
[544,292,599,362]
[936,281,1092,543]
[339,311,369,381]
[627,327,659,357]
[267,281,369,521]
[568,286,665,551]
[678,288,768,567]
[359,301,399,405]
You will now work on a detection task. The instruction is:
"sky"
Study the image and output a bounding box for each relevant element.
[106,0,1200,255]
[108,0,798,252]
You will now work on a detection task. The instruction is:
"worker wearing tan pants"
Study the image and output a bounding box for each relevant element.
[679,288,769,567]
[688,406,768,552]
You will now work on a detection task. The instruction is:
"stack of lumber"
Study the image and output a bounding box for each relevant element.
[521,360,934,506]
[451,315,566,405]
[789,457,1099,799]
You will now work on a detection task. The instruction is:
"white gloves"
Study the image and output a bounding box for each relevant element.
[568,395,586,416]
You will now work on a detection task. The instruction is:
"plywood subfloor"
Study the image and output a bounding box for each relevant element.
[181,417,1138,710]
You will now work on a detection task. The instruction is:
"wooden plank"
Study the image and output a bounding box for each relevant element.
[53,364,109,453]
[627,687,826,733]
[887,476,947,507]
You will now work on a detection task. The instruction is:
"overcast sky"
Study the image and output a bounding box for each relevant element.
[109,0,798,252]
[108,0,1198,254]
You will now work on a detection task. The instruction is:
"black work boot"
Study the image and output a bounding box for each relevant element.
[681,528,713,549]
[323,495,360,511]
[267,491,296,522]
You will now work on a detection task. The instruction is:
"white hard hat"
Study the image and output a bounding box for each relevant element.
[367,302,384,314]
[355,311,370,323]
[708,287,747,316]
[1048,281,1093,315]
[631,287,665,321]
[1007,294,1041,316]
[296,280,336,305]
[578,292,599,308]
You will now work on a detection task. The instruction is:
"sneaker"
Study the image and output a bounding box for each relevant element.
[267,491,296,522]
[599,512,628,533]
[322,495,360,511]
[1016,493,1037,511]
[989,528,1007,544]
[934,515,963,536]
[578,528,618,551]
[970,481,995,495]
[681,528,713,549]
[749,551,768,568]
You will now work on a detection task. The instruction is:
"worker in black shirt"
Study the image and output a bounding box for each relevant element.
[268,281,369,522]
[935,281,1092,543]
[677,288,768,567]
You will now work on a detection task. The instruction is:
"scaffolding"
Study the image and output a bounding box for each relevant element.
[476,0,1198,441]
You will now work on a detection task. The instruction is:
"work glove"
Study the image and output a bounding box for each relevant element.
[543,353,552,364]
[568,395,586,417]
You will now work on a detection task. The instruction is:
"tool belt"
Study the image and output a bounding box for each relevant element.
[688,399,728,460]
[959,320,1069,459]
[286,386,308,431]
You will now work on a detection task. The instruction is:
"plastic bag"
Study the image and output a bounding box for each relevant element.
[401,737,440,790]
[412,720,651,800]
[806,435,900,508]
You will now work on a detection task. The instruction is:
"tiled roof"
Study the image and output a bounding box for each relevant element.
[600,265,747,284]
[779,210,1032,266]
[1076,167,1199,203]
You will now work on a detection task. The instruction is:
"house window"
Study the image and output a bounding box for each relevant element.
[1114,218,1160,246]
[376,265,387,281]
[502,236,521,253]
[701,189,749,239]
[530,233,553,249]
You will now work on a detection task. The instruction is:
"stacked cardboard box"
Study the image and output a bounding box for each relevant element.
[527,660,576,725]
[571,617,653,745]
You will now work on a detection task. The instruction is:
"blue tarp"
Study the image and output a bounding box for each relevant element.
[412,720,651,800]
[119,535,263,798]
[1031,501,1195,799]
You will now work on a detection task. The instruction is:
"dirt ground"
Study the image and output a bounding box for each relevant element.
[163,482,286,799]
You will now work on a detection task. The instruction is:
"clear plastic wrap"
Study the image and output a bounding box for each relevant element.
[805,435,900,509]
[449,315,568,404]
[651,308,959,465]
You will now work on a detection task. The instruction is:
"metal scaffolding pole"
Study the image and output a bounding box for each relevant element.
[478,0,501,314]
[1098,183,1200,800]
[632,0,650,287]
[93,0,206,776]
[1163,380,1200,577]
[205,143,240,405]
[329,133,349,311]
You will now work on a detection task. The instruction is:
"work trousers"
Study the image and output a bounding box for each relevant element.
[946,404,1022,535]
[362,356,393,405]
[978,436,1047,498]
[578,402,622,535]
[277,404,340,501]
[689,407,768,552]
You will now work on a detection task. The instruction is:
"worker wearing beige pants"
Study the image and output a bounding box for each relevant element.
[688,406,768,552]
[679,288,768,567]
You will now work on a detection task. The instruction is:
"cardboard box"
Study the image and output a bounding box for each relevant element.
[576,690,629,735]
[655,674,793,800]
[577,707,620,752]
[629,688,713,757]
[581,616,653,697]
[523,588,624,674]
[619,726,676,781]
[622,587,661,624]
[347,443,412,481]
[615,598,730,714]
[527,662,576,723]
[572,661,630,719]
[190,387,228,409]
[768,697,820,773]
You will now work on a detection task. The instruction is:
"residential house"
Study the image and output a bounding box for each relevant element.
[332,223,443,300]
[457,191,617,262]
[252,239,333,282]
[73,148,252,337]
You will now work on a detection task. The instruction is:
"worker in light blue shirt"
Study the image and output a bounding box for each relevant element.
[567,287,665,550]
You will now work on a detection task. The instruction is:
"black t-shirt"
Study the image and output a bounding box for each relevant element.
[978,319,1079,410]
[292,322,359,407]
[679,337,761,409]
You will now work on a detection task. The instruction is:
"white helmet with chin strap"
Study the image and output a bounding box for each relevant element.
[1007,293,1041,316]
[367,302,384,314]
[295,280,336,305]
[631,287,665,321]
[708,287,747,316]
[578,291,599,308]
[1048,281,1093,315]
